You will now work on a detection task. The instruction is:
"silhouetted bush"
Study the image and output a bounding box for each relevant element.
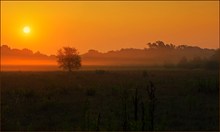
[205,50,219,70]
[177,56,189,68]
[176,49,219,70]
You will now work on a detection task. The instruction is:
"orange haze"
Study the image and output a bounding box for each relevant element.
[1,1,219,56]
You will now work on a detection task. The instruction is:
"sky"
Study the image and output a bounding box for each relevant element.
[1,1,219,55]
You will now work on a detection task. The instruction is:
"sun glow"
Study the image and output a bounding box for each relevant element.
[23,26,30,34]
[1,1,219,55]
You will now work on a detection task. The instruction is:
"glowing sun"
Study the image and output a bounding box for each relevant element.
[23,26,30,34]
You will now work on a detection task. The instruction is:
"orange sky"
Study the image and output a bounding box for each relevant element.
[1,1,219,55]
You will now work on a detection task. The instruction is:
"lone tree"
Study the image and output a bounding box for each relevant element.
[57,47,81,72]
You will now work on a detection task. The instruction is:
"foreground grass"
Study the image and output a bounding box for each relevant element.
[1,69,219,130]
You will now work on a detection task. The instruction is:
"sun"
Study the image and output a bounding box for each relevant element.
[23,26,30,34]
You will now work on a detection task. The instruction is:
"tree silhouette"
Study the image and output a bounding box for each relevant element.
[57,47,81,72]
[178,56,188,68]
[205,49,220,70]
[147,41,175,50]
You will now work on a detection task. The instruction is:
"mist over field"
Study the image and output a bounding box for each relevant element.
[1,41,219,71]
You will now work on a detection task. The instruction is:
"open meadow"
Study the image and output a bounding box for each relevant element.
[1,69,219,131]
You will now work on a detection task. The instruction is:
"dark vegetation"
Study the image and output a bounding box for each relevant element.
[1,69,219,131]
[1,41,219,67]
[176,49,219,70]
[80,41,219,66]
[57,47,81,72]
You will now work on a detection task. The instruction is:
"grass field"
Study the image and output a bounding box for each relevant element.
[1,69,219,131]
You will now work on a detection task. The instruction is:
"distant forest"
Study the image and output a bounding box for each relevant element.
[1,41,219,69]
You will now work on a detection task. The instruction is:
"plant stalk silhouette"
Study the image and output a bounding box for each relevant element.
[133,87,139,121]
[141,100,146,131]
[147,80,156,131]
[96,112,101,131]
[122,89,129,131]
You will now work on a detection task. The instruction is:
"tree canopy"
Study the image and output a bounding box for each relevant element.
[57,47,81,72]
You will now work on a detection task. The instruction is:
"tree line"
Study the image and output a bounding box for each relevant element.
[56,41,219,71]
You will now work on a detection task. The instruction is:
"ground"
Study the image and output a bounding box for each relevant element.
[1,69,219,131]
